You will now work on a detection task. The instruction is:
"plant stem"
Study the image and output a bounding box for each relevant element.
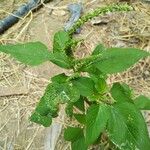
[68,4,133,35]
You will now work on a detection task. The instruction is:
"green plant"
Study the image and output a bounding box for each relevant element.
[0,4,150,150]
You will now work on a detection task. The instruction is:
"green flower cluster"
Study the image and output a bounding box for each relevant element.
[68,4,133,35]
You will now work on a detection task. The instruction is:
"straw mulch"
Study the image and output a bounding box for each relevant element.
[0,0,150,149]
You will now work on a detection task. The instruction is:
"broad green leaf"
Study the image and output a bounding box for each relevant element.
[30,83,60,127]
[30,111,52,127]
[74,97,85,112]
[93,48,149,74]
[59,84,80,103]
[0,42,51,66]
[107,102,150,150]
[64,127,87,150]
[110,83,133,103]
[121,83,133,97]
[64,127,83,141]
[52,31,73,68]
[49,52,73,69]
[86,104,110,145]
[35,83,60,116]
[134,95,150,110]
[30,82,80,127]
[51,73,68,83]
[72,77,96,97]
[72,135,87,150]
[74,114,86,124]
[53,30,70,53]
[92,44,106,55]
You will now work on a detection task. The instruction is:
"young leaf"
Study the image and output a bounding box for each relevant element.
[53,30,71,53]
[50,31,73,69]
[92,44,106,55]
[49,52,73,69]
[72,77,96,97]
[51,73,68,83]
[107,102,150,150]
[64,127,87,150]
[74,114,86,124]
[134,95,150,110]
[84,66,107,81]
[94,77,108,94]
[121,83,133,97]
[93,48,149,74]
[110,83,133,103]
[85,104,110,145]
[0,42,51,66]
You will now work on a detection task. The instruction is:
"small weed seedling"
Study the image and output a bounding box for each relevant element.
[0,4,150,150]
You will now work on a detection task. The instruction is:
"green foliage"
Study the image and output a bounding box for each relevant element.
[134,95,150,110]
[0,42,51,66]
[49,52,73,69]
[51,73,68,83]
[74,114,86,124]
[30,111,52,127]
[65,97,85,118]
[64,127,83,141]
[53,30,71,53]
[85,104,110,145]
[1,3,150,150]
[107,102,150,150]
[92,76,108,94]
[73,97,85,112]
[92,44,106,55]
[72,77,96,97]
[50,31,74,68]
[64,127,87,150]
[111,83,133,103]
[88,48,149,74]
[65,102,74,117]
[30,82,80,127]
[68,4,133,35]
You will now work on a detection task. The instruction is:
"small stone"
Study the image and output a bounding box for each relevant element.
[144,71,149,76]
[52,10,66,16]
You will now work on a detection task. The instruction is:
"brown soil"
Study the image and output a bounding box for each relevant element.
[0,0,150,149]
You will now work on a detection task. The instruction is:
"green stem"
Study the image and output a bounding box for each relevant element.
[68,4,133,35]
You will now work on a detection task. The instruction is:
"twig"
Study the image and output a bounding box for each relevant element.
[0,86,28,97]
[25,127,39,150]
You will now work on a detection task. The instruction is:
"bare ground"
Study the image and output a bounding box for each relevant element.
[0,0,150,149]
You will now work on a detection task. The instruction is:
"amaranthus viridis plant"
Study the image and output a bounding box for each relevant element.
[0,3,150,150]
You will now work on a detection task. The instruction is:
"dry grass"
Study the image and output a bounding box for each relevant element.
[0,0,150,149]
